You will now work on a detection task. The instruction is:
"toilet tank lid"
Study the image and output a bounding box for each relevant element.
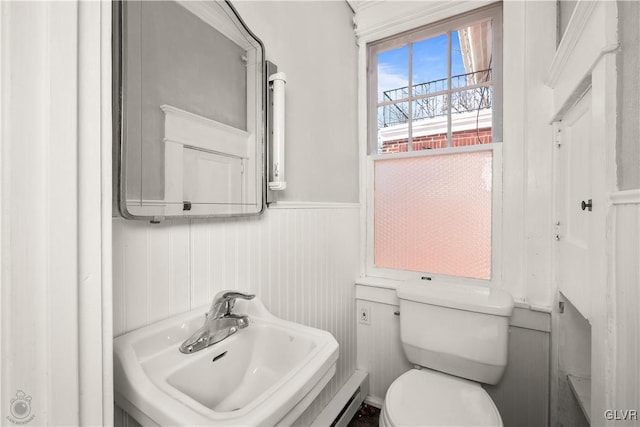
[397,280,514,316]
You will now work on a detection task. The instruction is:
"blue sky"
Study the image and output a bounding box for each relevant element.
[377,31,465,99]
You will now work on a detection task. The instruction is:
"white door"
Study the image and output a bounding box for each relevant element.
[182,148,244,206]
[554,89,595,320]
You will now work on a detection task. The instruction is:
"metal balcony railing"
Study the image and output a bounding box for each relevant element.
[379,69,492,128]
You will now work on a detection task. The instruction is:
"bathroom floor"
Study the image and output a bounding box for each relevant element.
[347,403,380,427]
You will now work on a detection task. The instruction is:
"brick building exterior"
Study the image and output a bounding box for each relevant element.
[381,127,492,153]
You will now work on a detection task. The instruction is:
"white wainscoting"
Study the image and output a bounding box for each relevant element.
[611,190,640,411]
[112,204,360,426]
[355,299,411,407]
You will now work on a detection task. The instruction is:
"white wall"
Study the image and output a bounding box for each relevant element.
[617,0,640,191]
[234,1,359,203]
[502,1,557,309]
[112,2,360,425]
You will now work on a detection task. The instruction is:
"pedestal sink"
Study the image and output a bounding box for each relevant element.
[114,297,338,426]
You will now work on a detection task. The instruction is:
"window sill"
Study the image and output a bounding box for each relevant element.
[355,276,403,306]
[355,276,402,290]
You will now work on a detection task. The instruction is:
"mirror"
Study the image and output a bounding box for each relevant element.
[113,0,265,219]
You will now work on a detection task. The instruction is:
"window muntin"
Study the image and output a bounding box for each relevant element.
[374,18,496,154]
[367,5,502,282]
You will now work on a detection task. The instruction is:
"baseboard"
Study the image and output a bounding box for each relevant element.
[364,395,384,409]
[311,370,369,427]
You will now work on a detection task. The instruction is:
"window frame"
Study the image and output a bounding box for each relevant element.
[368,3,503,154]
[365,4,503,286]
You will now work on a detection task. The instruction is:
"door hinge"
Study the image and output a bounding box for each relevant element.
[555,129,562,148]
[554,221,561,241]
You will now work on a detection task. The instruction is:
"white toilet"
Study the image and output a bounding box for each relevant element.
[380,280,514,427]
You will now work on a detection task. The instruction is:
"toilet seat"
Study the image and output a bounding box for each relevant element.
[381,369,503,427]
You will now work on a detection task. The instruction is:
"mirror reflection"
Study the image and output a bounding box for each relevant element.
[115,0,265,219]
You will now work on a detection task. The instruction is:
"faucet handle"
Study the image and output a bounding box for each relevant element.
[220,291,255,302]
[209,290,255,317]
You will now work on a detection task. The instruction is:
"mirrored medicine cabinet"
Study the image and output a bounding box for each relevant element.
[113,0,267,220]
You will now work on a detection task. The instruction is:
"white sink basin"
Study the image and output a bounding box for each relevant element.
[114,297,338,426]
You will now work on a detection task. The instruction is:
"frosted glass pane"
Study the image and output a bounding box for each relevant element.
[374,151,492,279]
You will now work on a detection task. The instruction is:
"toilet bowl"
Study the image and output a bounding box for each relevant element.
[380,280,514,427]
[379,369,502,427]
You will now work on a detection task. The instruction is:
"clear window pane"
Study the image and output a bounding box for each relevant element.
[377,104,410,154]
[450,19,493,147]
[411,95,448,151]
[450,86,492,147]
[378,102,410,128]
[377,46,409,103]
[453,19,493,89]
[412,34,449,97]
[450,30,467,86]
[374,151,492,279]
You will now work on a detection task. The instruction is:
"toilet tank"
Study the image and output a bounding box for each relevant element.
[397,280,514,385]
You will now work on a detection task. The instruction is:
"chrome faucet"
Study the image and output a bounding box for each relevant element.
[179,291,255,354]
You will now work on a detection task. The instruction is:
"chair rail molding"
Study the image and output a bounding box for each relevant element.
[267,201,360,210]
[610,189,640,205]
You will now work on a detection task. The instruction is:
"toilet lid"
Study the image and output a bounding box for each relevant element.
[384,369,502,426]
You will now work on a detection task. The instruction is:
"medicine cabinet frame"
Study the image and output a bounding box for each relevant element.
[113,0,268,221]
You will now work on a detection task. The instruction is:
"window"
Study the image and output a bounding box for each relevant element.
[367,4,502,281]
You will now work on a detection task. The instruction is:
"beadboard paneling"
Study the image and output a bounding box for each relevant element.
[356,300,411,403]
[112,206,359,426]
[612,196,640,411]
